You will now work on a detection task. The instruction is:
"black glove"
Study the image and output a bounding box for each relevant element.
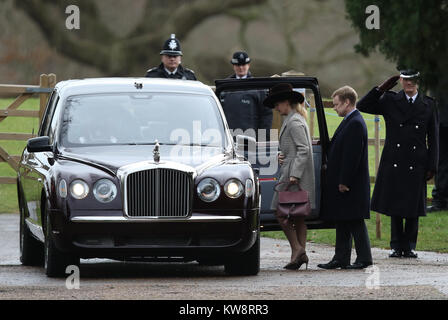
[378,75,400,92]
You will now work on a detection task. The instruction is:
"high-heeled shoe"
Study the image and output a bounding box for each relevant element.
[283,252,309,270]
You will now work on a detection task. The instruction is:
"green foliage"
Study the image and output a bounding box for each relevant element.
[344,0,448,99]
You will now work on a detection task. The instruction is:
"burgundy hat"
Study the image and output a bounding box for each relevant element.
[263,83,305,108]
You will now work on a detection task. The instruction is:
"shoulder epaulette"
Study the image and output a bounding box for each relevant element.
[146,67,157,73]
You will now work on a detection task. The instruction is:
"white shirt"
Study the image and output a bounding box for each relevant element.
[405,92,418,103]
[165,68,178,75]
[236,75,248,79]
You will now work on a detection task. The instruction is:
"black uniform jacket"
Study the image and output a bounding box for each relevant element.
[357,87,439,218]
[220,73,272,141]
[321,110,370,221]
[145,63,197,80]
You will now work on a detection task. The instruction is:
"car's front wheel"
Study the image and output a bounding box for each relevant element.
[224,232,260,276]
[43,203,79,278]
[19,195,44,266]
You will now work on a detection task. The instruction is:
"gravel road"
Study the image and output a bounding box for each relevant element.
[0,214,447,300]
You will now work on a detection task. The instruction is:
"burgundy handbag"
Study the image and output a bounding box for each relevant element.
[275,182,311,219]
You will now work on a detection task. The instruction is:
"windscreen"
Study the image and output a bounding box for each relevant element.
[60,93,229,148]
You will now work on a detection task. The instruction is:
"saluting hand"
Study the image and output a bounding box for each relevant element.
[378,75,400,93]
[338,184,350,193]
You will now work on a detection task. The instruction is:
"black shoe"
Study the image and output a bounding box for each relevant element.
[345,261,373,270]
[317,260,348,270]
[389,249,402,258]
[403,250,418,258]
[427,205,447,213]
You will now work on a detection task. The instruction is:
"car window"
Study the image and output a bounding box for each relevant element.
[39,91,58,136]
[59,93,229,148]
[47,96,61,144]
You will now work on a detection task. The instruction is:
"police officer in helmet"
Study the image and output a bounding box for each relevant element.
[145,34,197,80]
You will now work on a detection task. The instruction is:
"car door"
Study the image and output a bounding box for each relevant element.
[19,90,58,227]
[215,76,333,230]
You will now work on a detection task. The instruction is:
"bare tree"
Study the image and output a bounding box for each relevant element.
[12,0,267,76]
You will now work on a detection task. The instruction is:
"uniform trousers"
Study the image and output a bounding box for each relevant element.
[333,220,372,265]
[390,216,419,252]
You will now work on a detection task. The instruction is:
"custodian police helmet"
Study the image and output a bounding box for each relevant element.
[160,34,183,56]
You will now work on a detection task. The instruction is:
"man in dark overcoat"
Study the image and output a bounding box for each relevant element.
[357,70,439,258]
[318,86,373,270]
[428,97,448,212]
[145,34,197,80]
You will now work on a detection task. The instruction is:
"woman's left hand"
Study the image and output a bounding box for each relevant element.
[289,177,299,184]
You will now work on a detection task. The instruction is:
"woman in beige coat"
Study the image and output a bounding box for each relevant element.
[264,83,315,270]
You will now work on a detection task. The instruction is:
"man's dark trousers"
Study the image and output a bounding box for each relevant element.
[334,220,372,265]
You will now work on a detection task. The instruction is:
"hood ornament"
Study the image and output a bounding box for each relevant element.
[153,140,160,163]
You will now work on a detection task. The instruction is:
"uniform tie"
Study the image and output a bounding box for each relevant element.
[409,97,413,105]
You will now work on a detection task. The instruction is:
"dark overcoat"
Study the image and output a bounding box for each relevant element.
[357,88,439,218]
[145,63,197,80]
[321,110,370,221]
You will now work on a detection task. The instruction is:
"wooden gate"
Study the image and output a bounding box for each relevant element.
[0,74,56,184]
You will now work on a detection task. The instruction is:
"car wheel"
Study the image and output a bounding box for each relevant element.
[19,197,44,266]
[43,203,79,278]
[224,232,260,276]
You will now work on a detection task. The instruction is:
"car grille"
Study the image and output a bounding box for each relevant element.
[126,169,193,218]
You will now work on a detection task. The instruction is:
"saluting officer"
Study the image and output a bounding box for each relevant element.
[145,34,197,80]
[357,69,439,259]
[220,51,273,141]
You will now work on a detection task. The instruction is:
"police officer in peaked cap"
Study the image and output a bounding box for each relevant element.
[221,51,272,141]
[228,51,252,79]
[357,68,439,259]
[145,34,197,80]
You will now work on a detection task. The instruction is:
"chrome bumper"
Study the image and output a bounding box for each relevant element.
[70,215,243,223]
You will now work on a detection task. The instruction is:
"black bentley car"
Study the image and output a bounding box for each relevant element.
[18,78,261,277]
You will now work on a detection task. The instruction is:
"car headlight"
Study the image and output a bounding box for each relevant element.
[93,179,117,203]
[224,179,244,199]
[197,178,221,202]
[70,180,89,200]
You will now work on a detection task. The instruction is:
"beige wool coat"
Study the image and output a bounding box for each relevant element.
[271,111,316,210]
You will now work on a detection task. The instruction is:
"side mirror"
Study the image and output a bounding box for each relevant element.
[27,136,52,153]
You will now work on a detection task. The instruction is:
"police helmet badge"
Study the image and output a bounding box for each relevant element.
[160,34,183,56]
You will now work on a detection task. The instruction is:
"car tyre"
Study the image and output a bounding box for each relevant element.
[19,195,44,266]
[224,232,260,276]
[44,203,79,278]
